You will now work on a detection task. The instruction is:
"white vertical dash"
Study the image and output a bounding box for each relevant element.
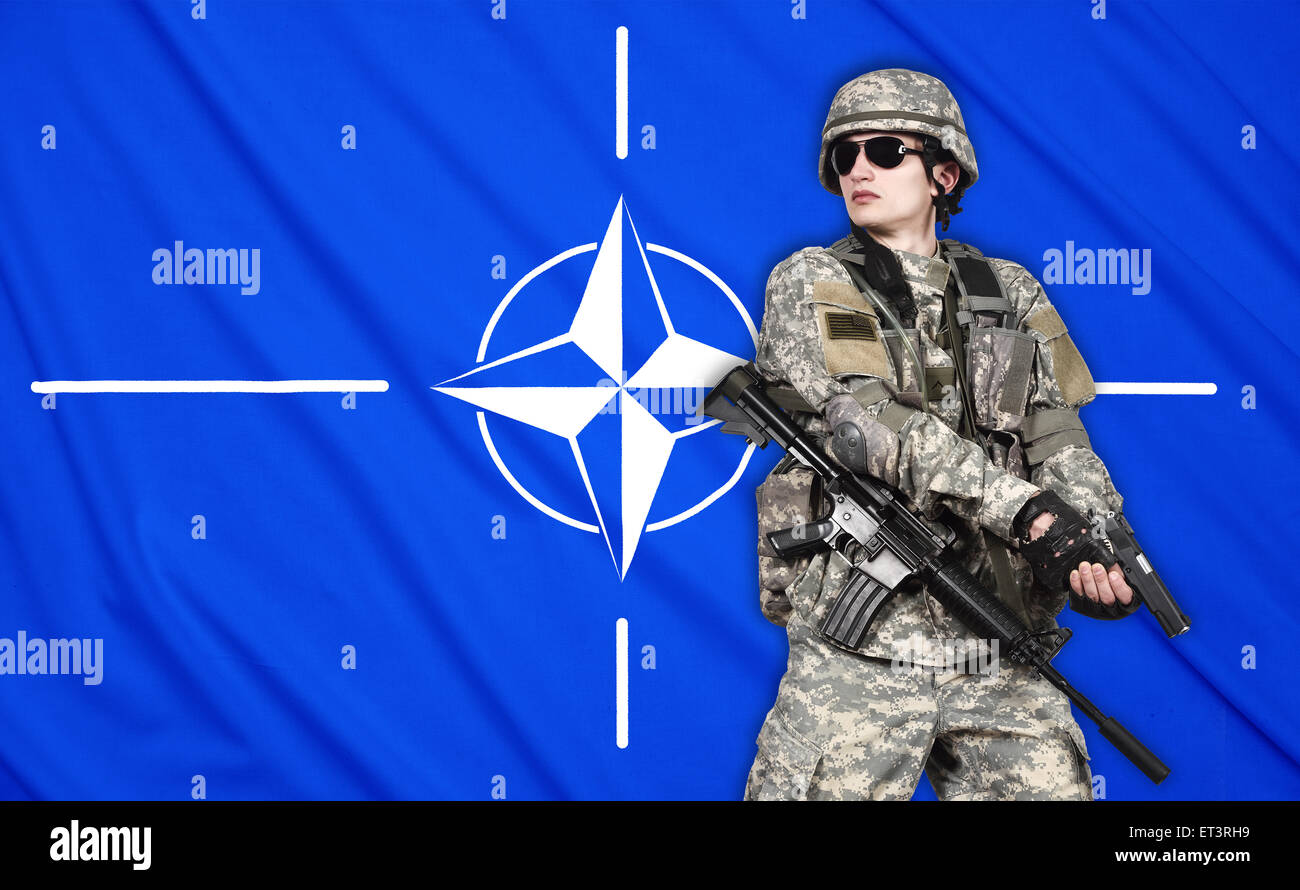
[616,617,629,748]
[616,27,629,159]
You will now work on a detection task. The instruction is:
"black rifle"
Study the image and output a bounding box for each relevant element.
[704,363,1171,784]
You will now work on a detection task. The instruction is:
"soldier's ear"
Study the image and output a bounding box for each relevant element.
[936,159,961,192]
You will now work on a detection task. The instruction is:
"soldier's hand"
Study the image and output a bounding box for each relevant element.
[1027,511,1134,606]
[1069,560,1134,607]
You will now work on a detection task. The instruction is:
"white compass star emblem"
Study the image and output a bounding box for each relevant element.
[434,197,756,579]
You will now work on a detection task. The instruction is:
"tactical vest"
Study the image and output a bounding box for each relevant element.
[755,237,1094,628]
[831,236,1017,440]
[764,236,1091,472]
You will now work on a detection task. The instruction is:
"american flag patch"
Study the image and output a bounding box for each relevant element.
[825,312,877,341]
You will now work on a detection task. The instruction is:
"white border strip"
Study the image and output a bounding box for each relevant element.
[31,380,389,394]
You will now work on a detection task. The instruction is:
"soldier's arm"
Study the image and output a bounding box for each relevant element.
[755,251,1041,542]
[1012,269,1138,618]
[1014,270,1123,523]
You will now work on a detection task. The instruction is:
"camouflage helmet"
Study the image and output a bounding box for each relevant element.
[819,68,978,196]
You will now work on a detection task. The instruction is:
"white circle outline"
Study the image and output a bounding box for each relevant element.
[476,242,758,535]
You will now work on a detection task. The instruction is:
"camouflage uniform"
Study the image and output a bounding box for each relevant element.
[744,69,1124,801]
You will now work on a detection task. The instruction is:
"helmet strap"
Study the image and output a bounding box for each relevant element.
[919,135,962,232]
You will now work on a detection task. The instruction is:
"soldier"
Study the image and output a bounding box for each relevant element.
[744,68,1140,800]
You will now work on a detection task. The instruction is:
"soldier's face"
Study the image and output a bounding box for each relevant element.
[836,130,936,233]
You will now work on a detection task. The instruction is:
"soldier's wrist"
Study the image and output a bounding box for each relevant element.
[1011,490,1050,542]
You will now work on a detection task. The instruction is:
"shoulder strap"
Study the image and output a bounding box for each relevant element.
[940,238,982,257]
[827,235,861,260]
[826,244,927,408]
[940,242,1015,331]
[938,241,1025,613]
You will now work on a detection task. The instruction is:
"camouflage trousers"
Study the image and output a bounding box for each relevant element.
[744,616,1093,800]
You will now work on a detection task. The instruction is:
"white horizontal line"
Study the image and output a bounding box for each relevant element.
[30,380,390,394]
[1095,382,1217,395]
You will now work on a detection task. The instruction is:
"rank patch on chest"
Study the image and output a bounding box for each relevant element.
[825,312,878,341]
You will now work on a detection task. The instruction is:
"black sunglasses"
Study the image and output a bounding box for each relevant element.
[830,136,925,177]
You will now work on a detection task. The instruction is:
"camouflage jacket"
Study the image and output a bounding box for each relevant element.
[753,236,1125,668]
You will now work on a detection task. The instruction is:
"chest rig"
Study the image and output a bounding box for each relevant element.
[825,236,1026,440]
[824,235,1033,609]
